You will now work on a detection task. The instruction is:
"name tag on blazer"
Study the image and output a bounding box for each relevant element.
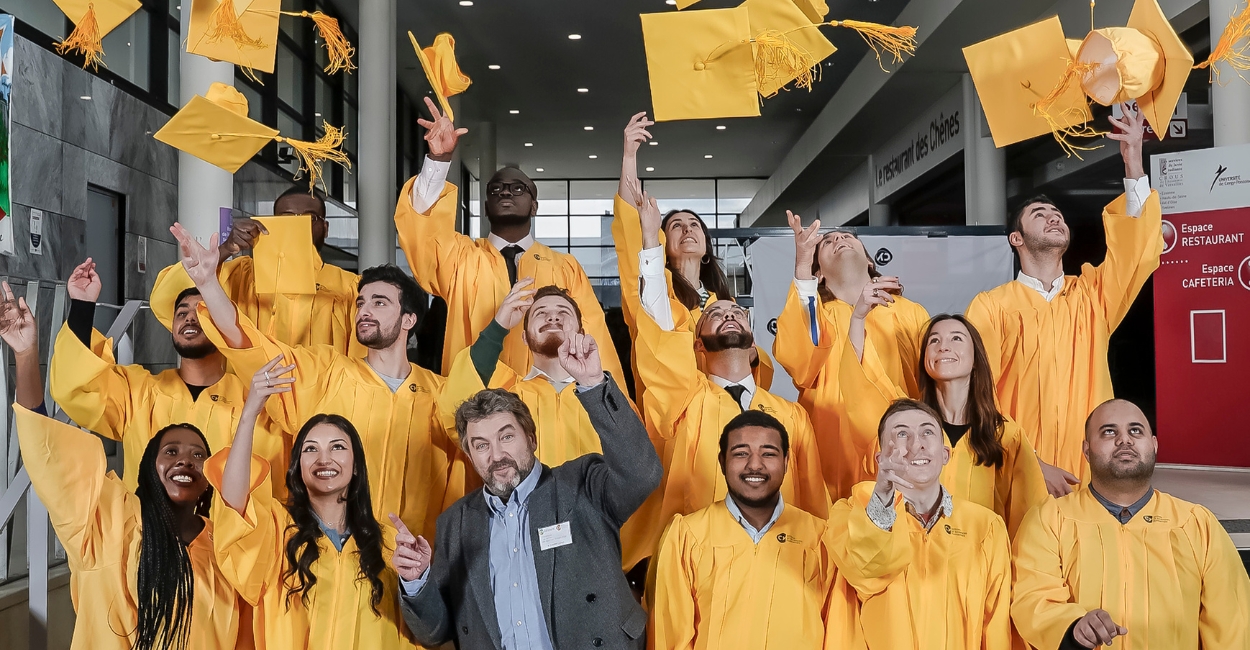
[538,522,573,551]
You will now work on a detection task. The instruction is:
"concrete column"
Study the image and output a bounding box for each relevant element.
[866,156,893,226]
[178,7,233,244]
[1211,0,1250,147]
[357,0,397,269]
[962,75,1007,225]
[478,120,496,237]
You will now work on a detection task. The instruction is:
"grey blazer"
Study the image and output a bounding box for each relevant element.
[400,377,662,650]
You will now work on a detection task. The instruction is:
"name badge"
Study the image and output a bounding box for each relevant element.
[538,522,573,551]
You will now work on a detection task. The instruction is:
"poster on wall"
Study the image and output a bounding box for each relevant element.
[749,233,1014,402]
[0,15,12,226]
[1151,144,1250,467]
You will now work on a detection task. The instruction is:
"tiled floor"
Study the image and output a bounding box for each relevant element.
[1153,464,1250,549]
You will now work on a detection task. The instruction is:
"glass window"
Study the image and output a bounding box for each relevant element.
[644,179,716,216]
[343,165,357,206]
[315,74,333,127]
[344,101,357,154]
[101,9,149,90]
[166,27,180,106]
[534,216,568,241]
[7,0,66,39]
[534,180,568,216]
[716,178,764,214]
[280,0,308,46]
[237,82,263,122]
[277,109,303,176]
[168,0,180,20]
[276,42,303,110]
[571,247,605,279]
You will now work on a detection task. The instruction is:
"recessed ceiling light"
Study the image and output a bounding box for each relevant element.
[715,125,726,130]
[568,33,581,40]
[535,167,544,172]
[666,0,676,4]
[488,64,501,70]
[79,95,92,100]
[648,141,658,146]
[459,0,473,5]
[583,126,594,131]
[315,112,322,117]
[704,154,713,159]
[588,155,598,159]
[509,109,520,114]
[645,166,655,172]
[577,88,589,93]
[524,142,533,147]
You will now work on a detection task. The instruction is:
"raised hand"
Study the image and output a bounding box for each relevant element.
[67,258,102,303]
[0,281,37,356]
[872,438,916,508]
[558,332,604,388]
[418,96,469,163]
[170,223,221,290]
[219,218,267,263]
[1107,102,1146,180]
[636,190,662,250]
[389,514,433,583]
[851,276,901,321]
[494,278,536,330]
[622,112,653,160]
[788,210,821,281]
[1039,459,1080,498]
[243,355,295,420]
[1072,609,1127,648]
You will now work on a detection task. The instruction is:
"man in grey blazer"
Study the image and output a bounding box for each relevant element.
[389,329,662,650]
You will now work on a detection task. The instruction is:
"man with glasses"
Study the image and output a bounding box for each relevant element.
[395,96,627,389]
[149,185,362,354]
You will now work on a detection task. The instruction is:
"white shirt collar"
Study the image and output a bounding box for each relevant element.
[523,365,577,391]
[487,232,536,255]
[708,373,757,410]
[1016,271,1065,302]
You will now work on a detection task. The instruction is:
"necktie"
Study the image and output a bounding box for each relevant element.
[501,244,524,286]
[724,384,748,412]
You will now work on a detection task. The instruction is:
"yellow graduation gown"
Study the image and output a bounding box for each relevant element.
[611,194,774,401]
[650,501,837,650]
[198,307,458,546]
[829,483,1012,650]
[1011,487,1250,650]
[394,178,627,388]
[206,451,414,650]
[48,323,291,500]
[837,341,1048,539]
[773,282,930,501]
[629,307,830,570]
[151,253,362,356]
[13,405,246,650]
[965,191,1163,481]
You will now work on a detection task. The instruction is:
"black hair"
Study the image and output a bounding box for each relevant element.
[812,230,882,302]
[173,287,202,311]
[134,423,213,650]
[718,410,790,459]
[1008,194,1059,237]
[275,185,328,214]
[358,264,426,320]
[660,210,735,311]
[282,414,387,615]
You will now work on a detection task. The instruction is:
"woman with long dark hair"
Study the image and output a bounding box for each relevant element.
[843,310,1049,537]
[210,355,410,648]
[3,281,245,650]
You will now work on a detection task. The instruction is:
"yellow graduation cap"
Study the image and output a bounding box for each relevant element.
[408,32,472,122]
[640,6,760,122]
[153,82,351,191]
[252,215,318,295]
[187,0,355,77]
[675,0,700,8]
[792,0,829,23]
[743,0,836,98]
[52,0,143,69]
[963,16,1095,151]
[1120,0,1193,138]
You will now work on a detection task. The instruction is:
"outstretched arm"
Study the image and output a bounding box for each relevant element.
[220,356,294,513]
[170,223,249,349]
[618,112,652,206]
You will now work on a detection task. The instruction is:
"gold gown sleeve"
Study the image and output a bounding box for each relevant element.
[49,323,141,441]
[555,252,630,395]
[1082,190,1163,331]
[612,194,647,332]
[773,283,837,390]
[996,419,1049,539]
[1009,504,1088,649]
[632,302,703,438]
[149,257,257,331]
[205,449,283,606]
[788,410,832,519]
[980,515,1013,650]
[1193,506,1250,648]
[827,491,913,599]
[963,293,1003,385]
[648,514,698,650]
[394,177,471,300]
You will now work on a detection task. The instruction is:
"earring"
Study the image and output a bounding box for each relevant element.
[701,254,711,264]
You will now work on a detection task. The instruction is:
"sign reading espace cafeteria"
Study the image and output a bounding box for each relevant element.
[1151,144,1250,467]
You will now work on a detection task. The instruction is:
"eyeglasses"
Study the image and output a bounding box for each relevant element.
[486,181,532,197]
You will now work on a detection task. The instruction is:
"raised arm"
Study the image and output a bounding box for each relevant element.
[220,356,294,512]
[773,211,833,388]
[631,297,703,436]
[614,113,657,332]
[847,276,901,362]
[171,223,248,349]
[568,334,663,526]
[618,112,652,207]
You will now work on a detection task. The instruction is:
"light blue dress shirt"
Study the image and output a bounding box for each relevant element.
[724,494,785,544]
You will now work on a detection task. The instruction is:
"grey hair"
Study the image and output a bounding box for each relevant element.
[454,389,538,454]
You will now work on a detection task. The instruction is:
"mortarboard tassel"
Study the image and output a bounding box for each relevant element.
[1030,57,1105,159]
[303,12,356,74]
[206,0,268,49]
[1195,1,1250,83]
[826,20,918,71]
[753,30,820,96]
[55,3,106,70]
[276,124,352,193]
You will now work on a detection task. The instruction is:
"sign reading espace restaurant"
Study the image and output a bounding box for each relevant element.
[1151,144,1250,467]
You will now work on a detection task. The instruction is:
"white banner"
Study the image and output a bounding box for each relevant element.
[750,234,1014,401]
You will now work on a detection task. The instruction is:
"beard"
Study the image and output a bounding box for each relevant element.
[173,338,217,360]
[482,455,536,500]
[1020,229,1069,254]
[1092,450,1155,482]
[699,329,755,352]
[357,318,402,349]
[529,330,564,358]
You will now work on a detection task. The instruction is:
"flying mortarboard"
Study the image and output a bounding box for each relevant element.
[187,0,355,78]
[52,0,143,69]
[409,32,472,122]
[252,215,319,295]
[640,6,760,122]
[153,82,350,191]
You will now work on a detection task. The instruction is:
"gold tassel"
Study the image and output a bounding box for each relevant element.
[276,124,352,193]
[55,4,106,70]
[1030,57,1105,159]
[827,19,918,71]
[206,0,267,49]
[752,30,819,96]
[303,11,355,74]
[1195,2,1250,84]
